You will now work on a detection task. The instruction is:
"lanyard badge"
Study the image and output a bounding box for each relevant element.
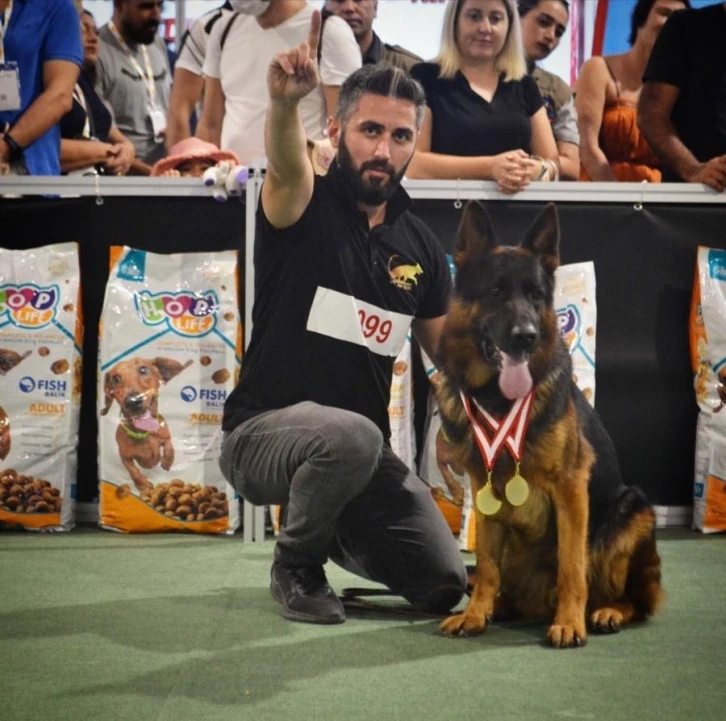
[108,21,166,143]
[0,0,20,112]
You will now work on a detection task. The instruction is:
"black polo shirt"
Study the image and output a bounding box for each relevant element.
[643,3,726,180]
[410,62,543,156]
[222,163,452,437]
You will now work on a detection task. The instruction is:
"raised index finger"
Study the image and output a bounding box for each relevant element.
[307,9,322,58]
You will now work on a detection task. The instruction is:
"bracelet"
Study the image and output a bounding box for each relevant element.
[2,132,24,161]
[544,158,560,182]
[531,155,549,181]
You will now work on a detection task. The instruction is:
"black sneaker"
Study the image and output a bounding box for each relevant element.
[270,561,345,625]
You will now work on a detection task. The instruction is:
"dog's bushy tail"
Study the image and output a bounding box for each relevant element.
[626,512,665,620]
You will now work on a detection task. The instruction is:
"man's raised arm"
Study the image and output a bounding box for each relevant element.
[262,10,322,229]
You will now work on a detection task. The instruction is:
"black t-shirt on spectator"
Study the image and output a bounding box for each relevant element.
[643,3,726,178]
[60,70,113,143]
[410,62,543,156]
[222,163,452,438]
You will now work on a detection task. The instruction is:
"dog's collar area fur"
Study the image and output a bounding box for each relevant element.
[119,417,162,441]
[120,422,152,440]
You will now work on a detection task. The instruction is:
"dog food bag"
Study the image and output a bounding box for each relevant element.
[389,334,416,470]
[98,247,241,534]
[690,247,726,533]
[421,261,598,551]
[0,243,82,531]
[555,261,597,406]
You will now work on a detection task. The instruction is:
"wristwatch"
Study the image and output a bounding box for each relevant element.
[1,132,24,161]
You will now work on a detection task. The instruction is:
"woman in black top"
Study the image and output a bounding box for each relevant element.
[60,11,135,176]
[407,0,559,193]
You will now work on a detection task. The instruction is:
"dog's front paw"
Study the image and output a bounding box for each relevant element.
[547,621,587,648]
[440,611,490,638]
[590,607,624,634]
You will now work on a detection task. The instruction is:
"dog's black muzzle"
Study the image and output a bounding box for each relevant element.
[124,394,146,413]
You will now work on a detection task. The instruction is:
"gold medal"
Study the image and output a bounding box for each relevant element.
[476,482,502,516]
[505,471,530,507]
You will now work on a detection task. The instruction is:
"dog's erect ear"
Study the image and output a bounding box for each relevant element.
[152,357,193,384]
[455,200,497,268]
[100,372,114,416]
[521,203,560,275]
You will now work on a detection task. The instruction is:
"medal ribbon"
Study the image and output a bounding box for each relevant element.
[108,21,158,109]
[460,390,534,470]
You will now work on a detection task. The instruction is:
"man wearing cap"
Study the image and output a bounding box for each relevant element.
[324,0,421,73]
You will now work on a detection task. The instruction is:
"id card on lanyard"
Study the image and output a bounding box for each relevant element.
[0,0,21,113]
[108,20,166,143]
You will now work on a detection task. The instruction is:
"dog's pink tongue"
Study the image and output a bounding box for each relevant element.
[498,352,533,400]
[132,411,159,432]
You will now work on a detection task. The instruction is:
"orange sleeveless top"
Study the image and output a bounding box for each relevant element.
[580,62,661,182]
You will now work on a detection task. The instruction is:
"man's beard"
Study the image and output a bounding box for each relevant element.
[122,19,159,45]
[336,136,409,206]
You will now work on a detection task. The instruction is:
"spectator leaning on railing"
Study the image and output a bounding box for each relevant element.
[518,0,579,180]
[60,8,136,177]
[406,0,559,194]
[639,1,726,192]
[0,0,82,176]
[95,0,171,175]
[575,0,689,183]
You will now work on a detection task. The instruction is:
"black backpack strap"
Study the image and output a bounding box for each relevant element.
[204,7,227,35]
[220,13,241,52]
[317,9,332,63]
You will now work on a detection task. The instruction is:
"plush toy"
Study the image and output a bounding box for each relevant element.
[203,161,249,202]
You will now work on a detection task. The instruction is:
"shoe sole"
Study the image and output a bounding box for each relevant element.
[270,576,345,625]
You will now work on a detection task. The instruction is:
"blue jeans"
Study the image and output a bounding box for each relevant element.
[219,401,467,611]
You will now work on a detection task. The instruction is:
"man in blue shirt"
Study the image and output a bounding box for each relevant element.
[0,0,83,175]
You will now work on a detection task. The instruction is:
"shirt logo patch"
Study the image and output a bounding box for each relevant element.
[388,255,423,291]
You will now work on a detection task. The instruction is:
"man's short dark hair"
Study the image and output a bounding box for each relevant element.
[628,0,690,46]
[336,64,427,130]
[517,0,569,18]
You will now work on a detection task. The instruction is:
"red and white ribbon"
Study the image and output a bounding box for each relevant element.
[460,390,534,470]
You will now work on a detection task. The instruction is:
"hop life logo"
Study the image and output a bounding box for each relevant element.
[556,304,580,337]
[0,284,60,329]
[135,290,219,337]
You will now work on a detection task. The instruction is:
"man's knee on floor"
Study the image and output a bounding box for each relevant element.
[405,564,468,614]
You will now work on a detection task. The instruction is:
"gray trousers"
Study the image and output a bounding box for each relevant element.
[219,401,467,611]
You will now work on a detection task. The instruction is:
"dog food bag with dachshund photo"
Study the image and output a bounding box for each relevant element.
[98,247,241,534]
[0,243,82,531]
[422,260,598,549]
[690,247,726,533]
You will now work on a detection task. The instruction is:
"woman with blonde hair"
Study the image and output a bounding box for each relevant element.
[407,0,558,193]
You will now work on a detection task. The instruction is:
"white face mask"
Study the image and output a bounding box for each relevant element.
[230,0,270,16]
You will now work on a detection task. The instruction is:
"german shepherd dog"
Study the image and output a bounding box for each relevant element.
[435,201,663,648]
